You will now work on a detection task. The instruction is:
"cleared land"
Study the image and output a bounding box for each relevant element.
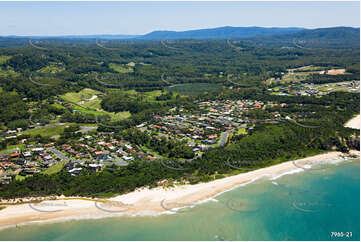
[22,124,66,137]
[42,160,68,175]
[109,63,134,73]
[60,88,130,119]
[327,69,346,75]
[37,64,65,73]
[0,56,11,65]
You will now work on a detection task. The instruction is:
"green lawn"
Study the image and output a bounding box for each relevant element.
[23,125,66,137]
[109,63,133,73]
[314,81,358,93]
[236,128,247,135]
[60,88,102,104]
[0,144,25,154]
[71,103,130,119]
[0,68,19,78]
[0,56,11,64]
[60,88,130,119]
[15,174,29,181]
[42,160,67,175]
[142,90,178,103]
[37,64,65,73]
[280,66,331,84]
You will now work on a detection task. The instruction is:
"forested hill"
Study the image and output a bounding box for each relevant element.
[247,27,360,48]
[138,26,304,40]
[0,26,359,49]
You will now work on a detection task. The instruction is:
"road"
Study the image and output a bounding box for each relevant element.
[47,147,70,161]
[220,131,229,147]
[76,126,98,134]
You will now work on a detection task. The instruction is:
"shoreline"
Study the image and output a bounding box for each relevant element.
[344,114,360,129]
[0,150,359,231]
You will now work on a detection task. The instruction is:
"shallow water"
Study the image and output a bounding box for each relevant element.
[0,159,359,241]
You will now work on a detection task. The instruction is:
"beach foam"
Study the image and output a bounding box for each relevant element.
[0,150,359,230]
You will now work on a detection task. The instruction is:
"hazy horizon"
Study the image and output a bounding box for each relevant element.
[0,1,359,36]
[1,25,360,37]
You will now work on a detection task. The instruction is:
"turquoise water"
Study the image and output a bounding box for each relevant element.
[0,159,359,241]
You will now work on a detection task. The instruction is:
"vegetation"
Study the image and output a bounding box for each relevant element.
[0,31,359,199]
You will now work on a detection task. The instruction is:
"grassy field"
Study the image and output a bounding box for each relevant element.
[60,88,130,119]
[37,64,65,73]
[236,128,247,135]
[42,160,67,175]
[289,65,326,72]
[315,81,359,93]
[60,88,102,104]
[15,174,30,182]
[50,103,66,110]
[71,103,130,119]
[167,83,222,95]
[0,56,11,64]
[0,56,18,78]
[109,63,133,73]
[270,66,328,84]
[23,124,66,137]
[0,144,25,154]
[141,90,179,103]
[0,68,19,78]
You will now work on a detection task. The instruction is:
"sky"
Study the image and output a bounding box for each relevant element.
[0,1,360,36]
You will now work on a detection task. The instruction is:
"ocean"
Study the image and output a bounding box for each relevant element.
[0,159,359,241]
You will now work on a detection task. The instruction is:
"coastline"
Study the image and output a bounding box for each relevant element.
[0,150,359,231]
[345,114,360,129]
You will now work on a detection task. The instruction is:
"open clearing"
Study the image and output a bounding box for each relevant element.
[23,124,66,137]
[0,56,11,64]
[326,69,346,75]
[109,63,134,73]
[42,160,68,175]
[60,88,130,119]
[37,64,65,73]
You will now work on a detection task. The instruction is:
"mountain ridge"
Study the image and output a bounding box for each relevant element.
[1,26,359,41]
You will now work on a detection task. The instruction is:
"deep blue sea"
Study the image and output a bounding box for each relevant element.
[0,159,359,241]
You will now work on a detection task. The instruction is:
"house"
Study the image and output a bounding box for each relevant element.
[23,152,32,158]
[32,148,44,153]
[10,153,20,158]
[23,167,37,174]
[0,176,12,184]
[67,168,83,176]
[122,156,134,161]
[193,148,200,152]
[94,151,104,156]
[64,162,75,170]
[146,155,156,160]
[88,164,103,171]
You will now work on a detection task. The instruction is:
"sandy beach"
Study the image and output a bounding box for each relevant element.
[0,150,359,230]
[345,114,360,130]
